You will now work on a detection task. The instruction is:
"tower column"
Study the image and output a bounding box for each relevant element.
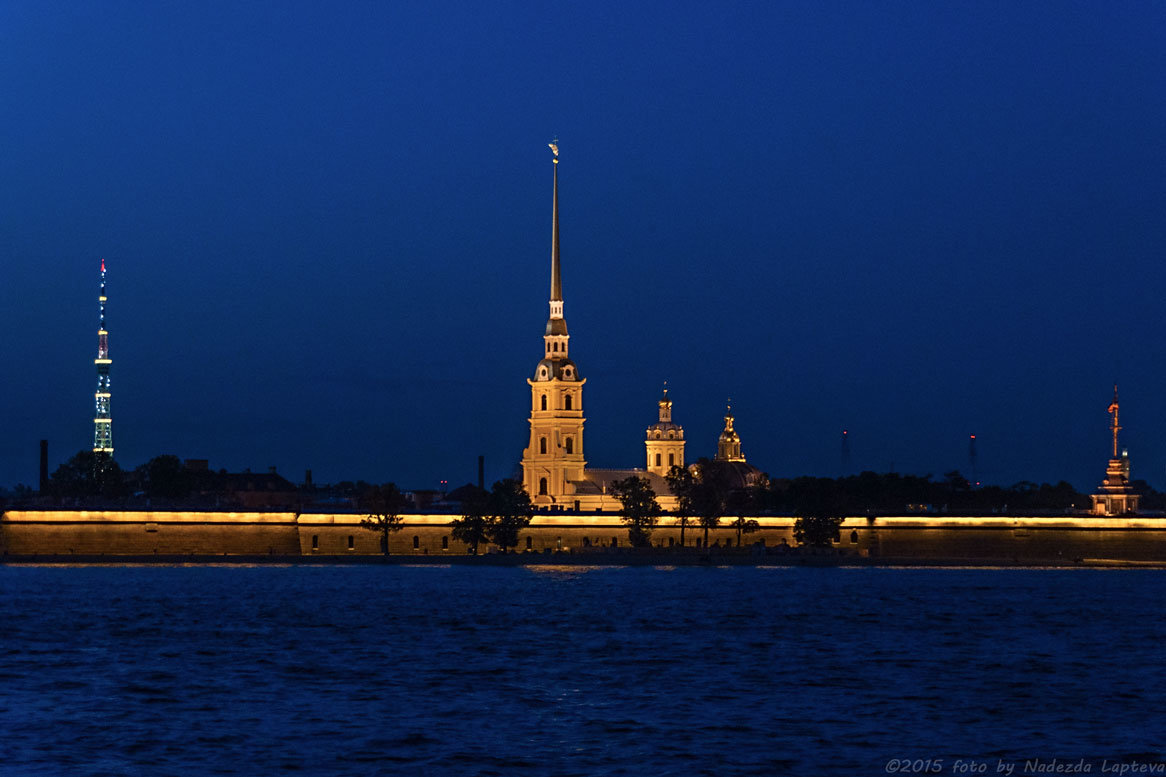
[93,259,113,457]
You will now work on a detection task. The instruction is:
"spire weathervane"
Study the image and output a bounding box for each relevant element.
[548,139,559,161]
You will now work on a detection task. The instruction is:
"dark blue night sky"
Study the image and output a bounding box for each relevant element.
[2,2,1164,491]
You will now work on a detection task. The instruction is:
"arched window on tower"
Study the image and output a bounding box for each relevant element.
[541,395,547,410]
[565,438,574,454]
[668,453,675,467]
[539,437,547,455]
[539,478,548,495]
[655,453,661,467]
[565,395,573,410]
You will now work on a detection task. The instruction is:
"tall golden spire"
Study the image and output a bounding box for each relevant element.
[549,140,561,303]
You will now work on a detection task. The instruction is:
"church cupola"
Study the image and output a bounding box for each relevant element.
[715,401,745,463]
[645,383,685,476]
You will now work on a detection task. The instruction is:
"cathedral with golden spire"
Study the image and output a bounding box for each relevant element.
[521,142,587,506]
[519,144,758,511]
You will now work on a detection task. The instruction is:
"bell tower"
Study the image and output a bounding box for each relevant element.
[716,401,746,463]
[645,384,685,476]
[522,142,586,506]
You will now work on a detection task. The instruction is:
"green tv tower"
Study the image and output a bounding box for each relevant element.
[93,258,113,457]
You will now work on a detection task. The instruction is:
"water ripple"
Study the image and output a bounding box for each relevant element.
[1,566,1164,775]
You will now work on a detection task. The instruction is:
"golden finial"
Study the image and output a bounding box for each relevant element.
[548,139,559,163]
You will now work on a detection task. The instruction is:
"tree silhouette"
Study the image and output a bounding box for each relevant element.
[487,479,534,552]
[664,465,696,546]
[450,487,492,554]
[690,459,734,548]
[137,455,191,500]
[726,487,760,548]
[358,483,409,555]
[792,479,845,548]
[610,475,662,548]
[47,450,125,500]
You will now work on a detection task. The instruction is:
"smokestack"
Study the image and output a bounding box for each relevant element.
[478,455,485,490]
[39,440,49,492]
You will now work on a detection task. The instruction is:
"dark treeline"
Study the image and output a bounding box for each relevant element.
[7,450,1166,515]
[763,471,1165,514]
[762,471,1095,515]
[6,451,471,511]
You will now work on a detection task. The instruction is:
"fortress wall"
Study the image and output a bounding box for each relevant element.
[0,511,300,556]
[299,515,461,556]
[4,511,1166,561]
[295,514,800,554]
[865,526,1166,562]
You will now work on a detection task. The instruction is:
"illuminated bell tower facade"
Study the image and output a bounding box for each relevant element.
[645,385,685,476]
[716,402,745,463]
[522,143,586,506]
[93,259,114,456]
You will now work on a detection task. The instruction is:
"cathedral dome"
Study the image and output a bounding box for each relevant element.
[688,459,764,491]
[718,460,764,490]
[646,422,683,439]
[533,358,580,382]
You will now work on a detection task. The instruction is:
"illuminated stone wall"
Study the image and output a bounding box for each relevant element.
[0,511,300,556]
[3,511,1166,562]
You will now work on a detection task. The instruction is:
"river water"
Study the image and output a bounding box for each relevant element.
[1,565,1163,776]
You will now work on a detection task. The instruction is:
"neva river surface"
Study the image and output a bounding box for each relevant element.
[1,566,1164,776]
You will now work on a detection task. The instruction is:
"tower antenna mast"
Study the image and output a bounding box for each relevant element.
[93,259,114,458]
